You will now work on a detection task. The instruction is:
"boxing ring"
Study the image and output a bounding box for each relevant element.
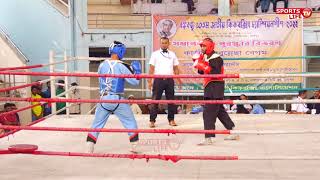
[1,53,320,179]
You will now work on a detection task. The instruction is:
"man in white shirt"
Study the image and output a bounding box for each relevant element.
[290,90,310,114]
[148,37,182,128]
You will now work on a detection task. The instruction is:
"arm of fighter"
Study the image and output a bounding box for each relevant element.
[120,61,140,86]
[192,54,211,74]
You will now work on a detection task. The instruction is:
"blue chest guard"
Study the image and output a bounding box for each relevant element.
[98,60,125,95]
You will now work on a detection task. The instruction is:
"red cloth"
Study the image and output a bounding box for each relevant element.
[0,113,19,125]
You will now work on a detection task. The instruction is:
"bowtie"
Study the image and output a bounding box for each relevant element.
[162,49,168,53]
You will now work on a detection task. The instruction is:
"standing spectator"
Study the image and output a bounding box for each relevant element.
[289,90,310,114]
[193,38,238,145]
[42,81,52,116]
[148,37,182,128]
[128,95,142,115]
[307,88,320,114]
[181,0,196,14]
[56,80,66,114]
[69,82,81,114]
[31,86,43,121]
[272,0,288,12]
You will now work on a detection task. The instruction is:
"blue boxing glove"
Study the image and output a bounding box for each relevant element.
[131,61,141,74]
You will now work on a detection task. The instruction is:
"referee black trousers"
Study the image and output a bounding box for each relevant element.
[150,78,175,122]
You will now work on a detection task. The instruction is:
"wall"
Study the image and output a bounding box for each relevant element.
[0,34,31,124]
[0,0,71,73]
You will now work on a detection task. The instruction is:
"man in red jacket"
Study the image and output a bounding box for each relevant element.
[193,38,239,145]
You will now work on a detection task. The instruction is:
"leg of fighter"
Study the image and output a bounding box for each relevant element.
[217,105,239,140]
[114,103,140,153]
[198,102,219,145]
[86,102,112,153]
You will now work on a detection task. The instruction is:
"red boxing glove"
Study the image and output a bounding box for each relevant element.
[193,60,211,74]
[192,53,204,62]
[192,53,211,74]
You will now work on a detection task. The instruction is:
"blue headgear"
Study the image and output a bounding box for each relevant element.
[109,41,126,60]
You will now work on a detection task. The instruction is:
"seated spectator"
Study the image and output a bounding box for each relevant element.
[307,88,320,114]
[0,103,20,127]
[128,95,142,115]
[251,104,266,114]
[31,85,44,121]
[231,94,252,114]
[69,82,81,114]
[181,0,196,14]
[56,80,66,114]
[158,104,168,114]
[289,90,310,114]
[190,105,203,114]
[177,105,184,114]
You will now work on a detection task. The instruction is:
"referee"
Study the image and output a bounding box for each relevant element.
[148,37,182,128]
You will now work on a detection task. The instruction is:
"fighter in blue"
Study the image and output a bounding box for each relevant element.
[86,41,142,153]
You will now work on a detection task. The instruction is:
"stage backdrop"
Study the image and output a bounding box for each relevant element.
[152,15,303,95]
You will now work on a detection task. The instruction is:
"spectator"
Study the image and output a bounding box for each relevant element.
[128,95,142,115]
[31,86,43,121]
[69,82,81,114]
[151,0,162,3]
[251,104,266,114]
[289,90,310,114]
[231,94,252,114]
[0,103,20,127]
[42,81,52,116]
[209,8,218,14]
[177,105,184,114]
[307,88,320,114]
[56,80,66,114]
[148,36,182,128]
[42,81,51,98]
[190,105,203,114]
[272,0,288,12]
[181,0,196,14]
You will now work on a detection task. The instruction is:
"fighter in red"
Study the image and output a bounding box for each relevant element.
[193,38,239,145]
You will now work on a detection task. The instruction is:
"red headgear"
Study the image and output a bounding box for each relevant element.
[199,38,215,55]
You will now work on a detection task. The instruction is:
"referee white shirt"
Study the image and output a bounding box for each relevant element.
[149,49,179,75]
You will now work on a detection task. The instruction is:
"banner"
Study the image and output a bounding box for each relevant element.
[152,15,303,95]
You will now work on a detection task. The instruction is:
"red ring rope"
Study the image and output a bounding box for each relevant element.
[0,125,231,134]
[0,149,238,163]
[0,64,43,71]
[0,97,233,105]
[0,81,42,93]
[0,116,47,139]
[0,103,41,117]
[0,71,240,79]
